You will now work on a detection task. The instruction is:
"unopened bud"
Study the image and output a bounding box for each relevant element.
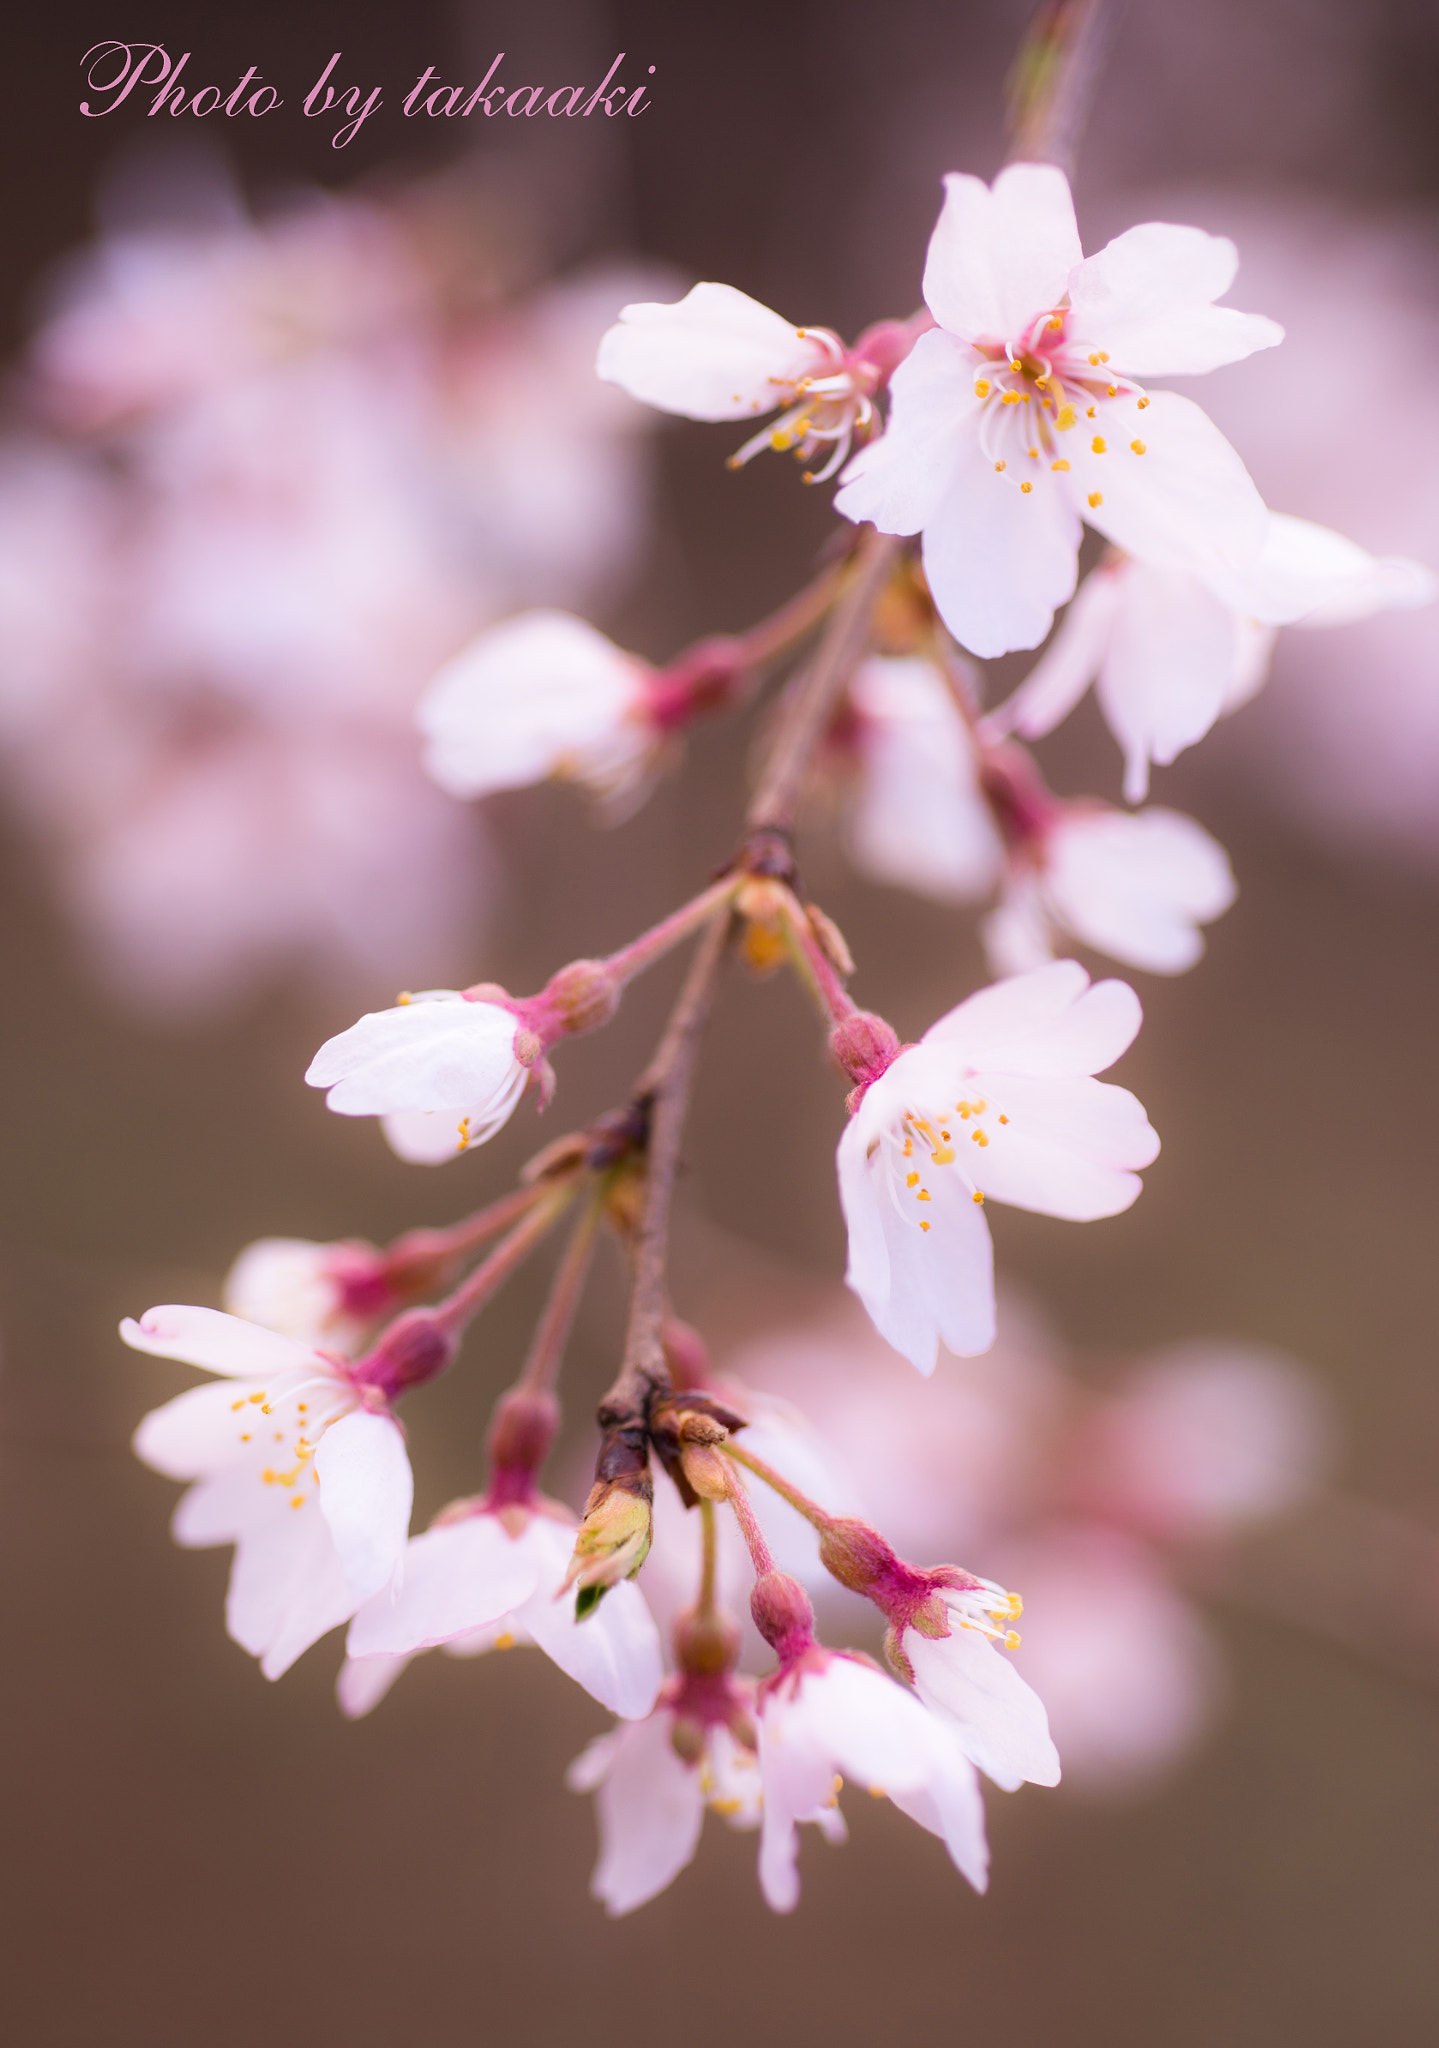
[352,1308,457,1399]
[679,1439,731,1502]
[830,1011,901,1089]
[673,1604,741,1679]
[563,1479,653,1618]
[816,1516,898,1597]
[750,1570,816,1663]
[536,958,622,1038]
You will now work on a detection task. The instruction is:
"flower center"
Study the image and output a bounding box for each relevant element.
[890,1097,1014,1229]
[944,1578,1024,1650]
[228,1376,352,1512]
[727,328,877,485]
[971,309,1148,492]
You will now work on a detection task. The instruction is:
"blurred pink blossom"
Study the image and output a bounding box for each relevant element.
[0,162,662,1015]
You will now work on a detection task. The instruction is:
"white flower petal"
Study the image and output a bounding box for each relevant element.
[920,435,1082,657]
[133,1378,265,1480]
[998,565,1127,742]
[921,164,1082,344]
[596,282,823,421]
[1206,512,1439,627]
[346,1514,540,1658]
[846,656,1004,902]
[835,329,984,536]
[1068,391,1266,573]
[578,1711,706,1916]
[515,1518,663,1719]
[120,1303,326,1379]
[336,1652,412,1718]
[307,996,522,1119]
[907,1622,1061,1789]
[1069,222,1283,377]
[314,1409,412,1602]
[969,1070,1158,1217]
[1093,560,1253,800]
[922,959,1142,1077]
[1043,808,1237,975]
[418,611,649,800]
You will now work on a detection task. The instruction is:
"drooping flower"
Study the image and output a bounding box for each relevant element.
[223,1235,400,1352]
[306,990,534,1163]
[597,282,919,483]
[341,1501,663,1720]
[419,610,662,808]
[755,1650,990,1911]
[841,655,1004,902]
[896,1579,1061,1790]
[124,1304,413,1679]
[982,803,1237,977]
[836,163,1282,657]
[993,517,1438,800]
[837,959,1158,1370]
[568,1690,762,1916]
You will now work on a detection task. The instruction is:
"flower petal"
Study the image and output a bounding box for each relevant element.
[1067,391,1266,573]
[995,563,1127,742]
[574,1711,706,1916]
[307,997,521,1119]
[919,436,1082,657]
[922,960,1142,1077]
[133,1378,264,1479]
[520,1569,664,1720]
[847,656,1004,902]
[835,329,984,537]
[922,164,1082,344]
[1069,222,1283,376]
[969,1071,1159,1217]
[596,282,824,421]
[121,1303,326,1379]
[907,1623,1061,1789]
[336,1652,412,1719]
[418,611,647,800]
[1205,512,1439,627]
[1044,808,1236,975]
[314,1409,412,1602]
[345,1513,540,1658]
[1093,561,1252,800]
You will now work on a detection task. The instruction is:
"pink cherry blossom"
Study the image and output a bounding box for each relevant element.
[568,1705,762,1916]
[124,1304,412,1679]
[419,611,660,807]
[341,1502,662,1720]
[983,804,1237,977]
[306,992,532,1162]
[836,163,1280,656]
[994,518,1436,801]
[755,1651,989,1911]
[838,961,1159,1369]
[597,281,893,483]
[842,655,1004,902]
[223,1236,394,1354]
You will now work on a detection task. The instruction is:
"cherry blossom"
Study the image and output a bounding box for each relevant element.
[841,655,1003,902]
[994,517,1438,801]
[983,803,1237,977]
[755,1651,989,1910]
[897,1581,1061,1790]
[223,1235,393,1353]
[341,1502,663,1720]
[124,1304,413,1679]
[838,960,1159,1369]
[420,611,660,807]
[598,281,920,483]
[568,1701,762,1916]
[306,991,534,1162]
[835,162,1281,656]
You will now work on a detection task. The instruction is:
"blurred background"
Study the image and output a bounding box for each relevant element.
[1,1,1438,2042]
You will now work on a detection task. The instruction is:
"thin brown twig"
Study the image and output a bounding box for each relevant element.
[1005,0,1112,172]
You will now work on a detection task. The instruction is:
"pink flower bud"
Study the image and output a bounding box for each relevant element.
[353,1308,457,1399]
[750,1569,817,1664]
[830,1010,901,1089]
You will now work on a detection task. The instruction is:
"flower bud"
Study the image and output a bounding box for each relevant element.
[563,1478,653,1618]
[672,1604,741,1679]
[351,1308,457,1399]
[534,958,622,1038]
[750,1569,817,1664]
[648,635,747,729]
[830,1011,901,1089]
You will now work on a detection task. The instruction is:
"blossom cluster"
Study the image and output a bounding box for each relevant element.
[123,147,1428,1918]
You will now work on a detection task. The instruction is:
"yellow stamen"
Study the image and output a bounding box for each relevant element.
[1020,481,1033,493]
[1056,404,1077,430]
[1130,439,1147,454]
[1091,436,1107,453]
[1088,491,1103,508]
[1051,459,1070,471]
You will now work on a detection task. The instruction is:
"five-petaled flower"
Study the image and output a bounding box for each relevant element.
[838,960,1159,1370]
[125,1305,413,1679]
[836,162,1282,656]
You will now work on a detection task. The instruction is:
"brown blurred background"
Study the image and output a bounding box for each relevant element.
[1,1,1437,2042]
